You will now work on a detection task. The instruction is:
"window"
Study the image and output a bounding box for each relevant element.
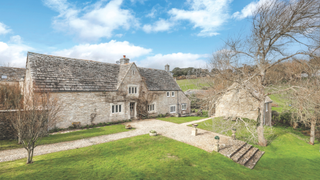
[112,105,122,113]
[1,75,7,79]
[172,92,175,97]
[170,105,176,113]
[181,103,187,110]
[129,86,138,94]
[148,104,155,112]
[167,92,170,97]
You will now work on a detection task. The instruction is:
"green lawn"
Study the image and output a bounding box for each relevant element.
[269,94,289,113]
[1,132,319,180]
[0,124,130,151]
[156,116,206,124]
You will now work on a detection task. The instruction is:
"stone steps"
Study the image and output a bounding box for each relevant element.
[231,144,252,162]
[218,140,264,169]
[220,140,246,158]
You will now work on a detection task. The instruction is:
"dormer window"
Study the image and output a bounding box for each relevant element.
[1,75,7,79]
[172,91,175,97]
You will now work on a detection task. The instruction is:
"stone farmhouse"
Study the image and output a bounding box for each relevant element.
[24,52,191,128]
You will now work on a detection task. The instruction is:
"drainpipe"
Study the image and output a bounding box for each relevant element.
[177,91,179,116]
[263,102,266,126]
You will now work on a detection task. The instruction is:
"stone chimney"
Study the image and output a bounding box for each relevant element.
[120,55,130,64]
[165,64,170,72]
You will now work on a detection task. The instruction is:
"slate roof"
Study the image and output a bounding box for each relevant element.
[0,67,26,82]
[27,52,181,92]
[138,67,181,91]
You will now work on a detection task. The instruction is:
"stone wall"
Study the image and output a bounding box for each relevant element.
[215,89,260,120]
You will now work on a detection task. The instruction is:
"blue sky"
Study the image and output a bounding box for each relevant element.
[0,0,264,69]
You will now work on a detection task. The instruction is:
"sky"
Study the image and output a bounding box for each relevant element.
[0,0,266,70]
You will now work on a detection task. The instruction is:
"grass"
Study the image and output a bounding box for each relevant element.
[269,94,289,113]
[176,79,210,91]
[0,124,130,151]
[156,116,206,124]
[1,132,320,180]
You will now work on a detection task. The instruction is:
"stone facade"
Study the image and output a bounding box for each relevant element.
[25,52,190,128]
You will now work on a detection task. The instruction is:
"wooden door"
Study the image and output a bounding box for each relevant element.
[130,102,135,118]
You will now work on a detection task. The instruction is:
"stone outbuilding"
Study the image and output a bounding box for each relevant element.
[24,52,191,128]
[214,85,273,126]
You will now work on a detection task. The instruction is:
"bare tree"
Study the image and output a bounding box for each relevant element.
[210,0,320,146]
[286,77,320,145]
[1,83,61,164]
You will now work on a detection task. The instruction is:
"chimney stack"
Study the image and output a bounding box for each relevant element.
[165,64,170,72]
[119,55,130,64]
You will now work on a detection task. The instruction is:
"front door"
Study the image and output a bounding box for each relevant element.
[130,102,135,118]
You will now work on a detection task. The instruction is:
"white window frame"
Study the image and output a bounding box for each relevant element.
[167,91,170,97]
[181,103,187,110]
[172,91,175,97]
[148,104,155,112]
[111,103,123,114]
[128,85,138,94]
[170,105,176,113]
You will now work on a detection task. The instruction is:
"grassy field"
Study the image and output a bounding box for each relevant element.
[0,124,130,151]
[156,116,206,124]
[1,131,319,180]
[176,79,211,91]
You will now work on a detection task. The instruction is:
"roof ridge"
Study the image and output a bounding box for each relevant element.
[27,52,120,66]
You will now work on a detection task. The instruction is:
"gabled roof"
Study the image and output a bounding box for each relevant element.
[0,67,26,82]
[138,67,181,91]
[117,63,133,89]
[27,52,181,92]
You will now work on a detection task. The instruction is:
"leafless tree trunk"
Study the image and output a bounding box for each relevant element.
[309,119,316,145]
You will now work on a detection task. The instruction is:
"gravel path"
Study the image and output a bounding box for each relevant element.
[0,118,232,163]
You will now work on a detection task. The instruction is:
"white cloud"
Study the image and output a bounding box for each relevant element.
[44,0,138,41]
[168,0,231,37]
[143,19,174,33]
[52,40,152,63]
[0,41,33,67]
[232,0,272,19]
[146,7,157,18]
[138,53,209,69]
[0,22,10,35]
[9,35,22,44]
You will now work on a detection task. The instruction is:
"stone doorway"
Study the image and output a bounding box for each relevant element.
[130,102,135,119]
